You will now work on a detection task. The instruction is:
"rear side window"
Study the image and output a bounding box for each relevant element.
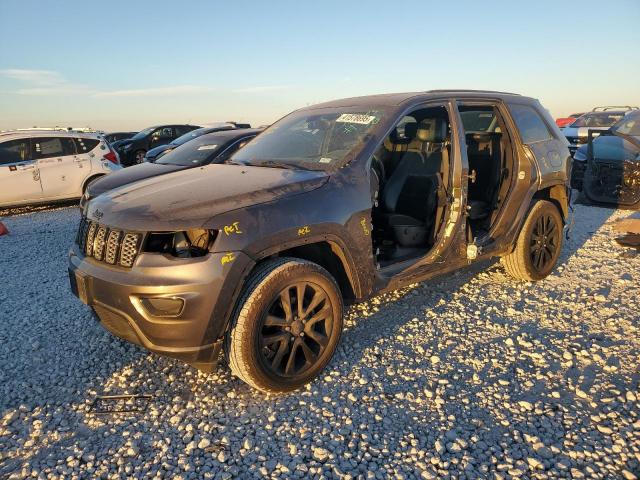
[31,137,76,159]
[509,104,553,144]
[0,139,30,164]
[74,138,100,153]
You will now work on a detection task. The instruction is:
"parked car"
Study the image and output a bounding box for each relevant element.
[80,128,262,208]
[103,132,137,145]
[555,112,585,128]
[69,90,571,393]
[112,124,201,166]
[0,130,120,208]
[144,123,248,163]
[572,110,640,209]
[562,106,637,156]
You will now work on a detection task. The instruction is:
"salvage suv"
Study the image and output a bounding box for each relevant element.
[69,90,571,393]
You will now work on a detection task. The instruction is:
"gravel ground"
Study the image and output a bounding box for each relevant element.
[0,203,638,480]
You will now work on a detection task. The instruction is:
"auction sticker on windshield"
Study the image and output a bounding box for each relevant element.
[336,114,377,125]
[197,144,218,151]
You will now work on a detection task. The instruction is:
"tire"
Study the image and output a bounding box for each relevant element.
[134,150,146,164]
[501,200,563,281]
[225,257,344,393]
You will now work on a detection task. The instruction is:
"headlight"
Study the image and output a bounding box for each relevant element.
[144,229,217,258]
[123,144,132,151]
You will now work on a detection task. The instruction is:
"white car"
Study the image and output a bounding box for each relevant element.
[0,130,122,208]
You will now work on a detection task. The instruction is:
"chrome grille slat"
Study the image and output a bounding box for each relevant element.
[93,226,108,261]
[105,230,122,265]
[119,233,140,268]
[85,222,97,257]
[75,216,140,269]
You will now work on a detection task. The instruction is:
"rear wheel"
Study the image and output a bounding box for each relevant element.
[225,258,343,393]
[502,200,563,281]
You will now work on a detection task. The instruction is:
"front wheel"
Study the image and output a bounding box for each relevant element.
[225,258,343,393]
[501,200,563,281]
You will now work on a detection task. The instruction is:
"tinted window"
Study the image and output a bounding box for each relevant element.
[157,139,221,166]
[74,138,100,153]
[460,110,498,132]
[175,125,196,136]
[32,137,76,159]
[509,104,553,144]
[0,139,30,164]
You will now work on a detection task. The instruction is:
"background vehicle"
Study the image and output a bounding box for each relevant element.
[81,128,262,208]
[112,124,201,166]
[144,123,250,163]
[555,112,584,128]
[103,132,137,145]
[70,90,570,393]
[0,130,120,208]
[572,110,640,208]
[562,106,638,156]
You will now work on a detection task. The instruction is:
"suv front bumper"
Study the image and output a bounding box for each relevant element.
[68,245,252,371]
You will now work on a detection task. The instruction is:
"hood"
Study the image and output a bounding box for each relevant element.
[87,163,329,231]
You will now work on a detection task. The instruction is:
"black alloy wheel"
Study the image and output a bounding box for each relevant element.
[259,282,334,378]
[529,213,560,273]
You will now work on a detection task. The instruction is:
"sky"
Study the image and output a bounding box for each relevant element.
[0,0,638,131]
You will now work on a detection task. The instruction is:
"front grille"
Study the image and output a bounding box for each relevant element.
[76,216,142,268]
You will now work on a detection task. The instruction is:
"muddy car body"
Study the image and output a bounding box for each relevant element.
[69,90,571,392]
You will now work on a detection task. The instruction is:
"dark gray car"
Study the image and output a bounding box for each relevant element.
[70,90,571,393]
[80,128,262,209]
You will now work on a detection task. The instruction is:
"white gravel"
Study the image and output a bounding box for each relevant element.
[0,203,639,479]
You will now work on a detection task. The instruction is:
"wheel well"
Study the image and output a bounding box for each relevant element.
[533,185,568,221]
[82,174,104,193]
[261,242,356,301]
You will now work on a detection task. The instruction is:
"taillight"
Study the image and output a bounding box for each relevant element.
[103,149,119,164]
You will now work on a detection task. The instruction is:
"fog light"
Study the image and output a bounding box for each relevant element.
[138,296,184,317]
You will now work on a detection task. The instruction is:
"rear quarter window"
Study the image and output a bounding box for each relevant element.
[508,104,554,144]
[74,138,100,153]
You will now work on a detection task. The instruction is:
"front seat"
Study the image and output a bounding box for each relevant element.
[381,118,448,247]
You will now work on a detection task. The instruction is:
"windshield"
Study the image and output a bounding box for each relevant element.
[130,127,155,140]
[612,111,640,137]
[571,112,625,128]
[230,108,386,170]
[157,139,219,166]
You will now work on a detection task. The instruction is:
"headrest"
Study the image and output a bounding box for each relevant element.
[404,123,418,140]
[416,118,448,143]
[390,122,417,144]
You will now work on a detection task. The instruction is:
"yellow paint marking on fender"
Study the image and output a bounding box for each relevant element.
[221,253,235,265]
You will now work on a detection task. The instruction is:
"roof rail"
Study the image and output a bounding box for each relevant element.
[426,89,521,96]
[592,106,639,112]
[13,126,103,133]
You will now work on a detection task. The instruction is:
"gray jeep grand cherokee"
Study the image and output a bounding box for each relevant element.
[69,90,571,393]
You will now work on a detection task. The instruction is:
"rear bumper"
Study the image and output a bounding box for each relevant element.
[68,245,253,370]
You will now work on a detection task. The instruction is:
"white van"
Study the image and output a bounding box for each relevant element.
[0,130,122,208]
